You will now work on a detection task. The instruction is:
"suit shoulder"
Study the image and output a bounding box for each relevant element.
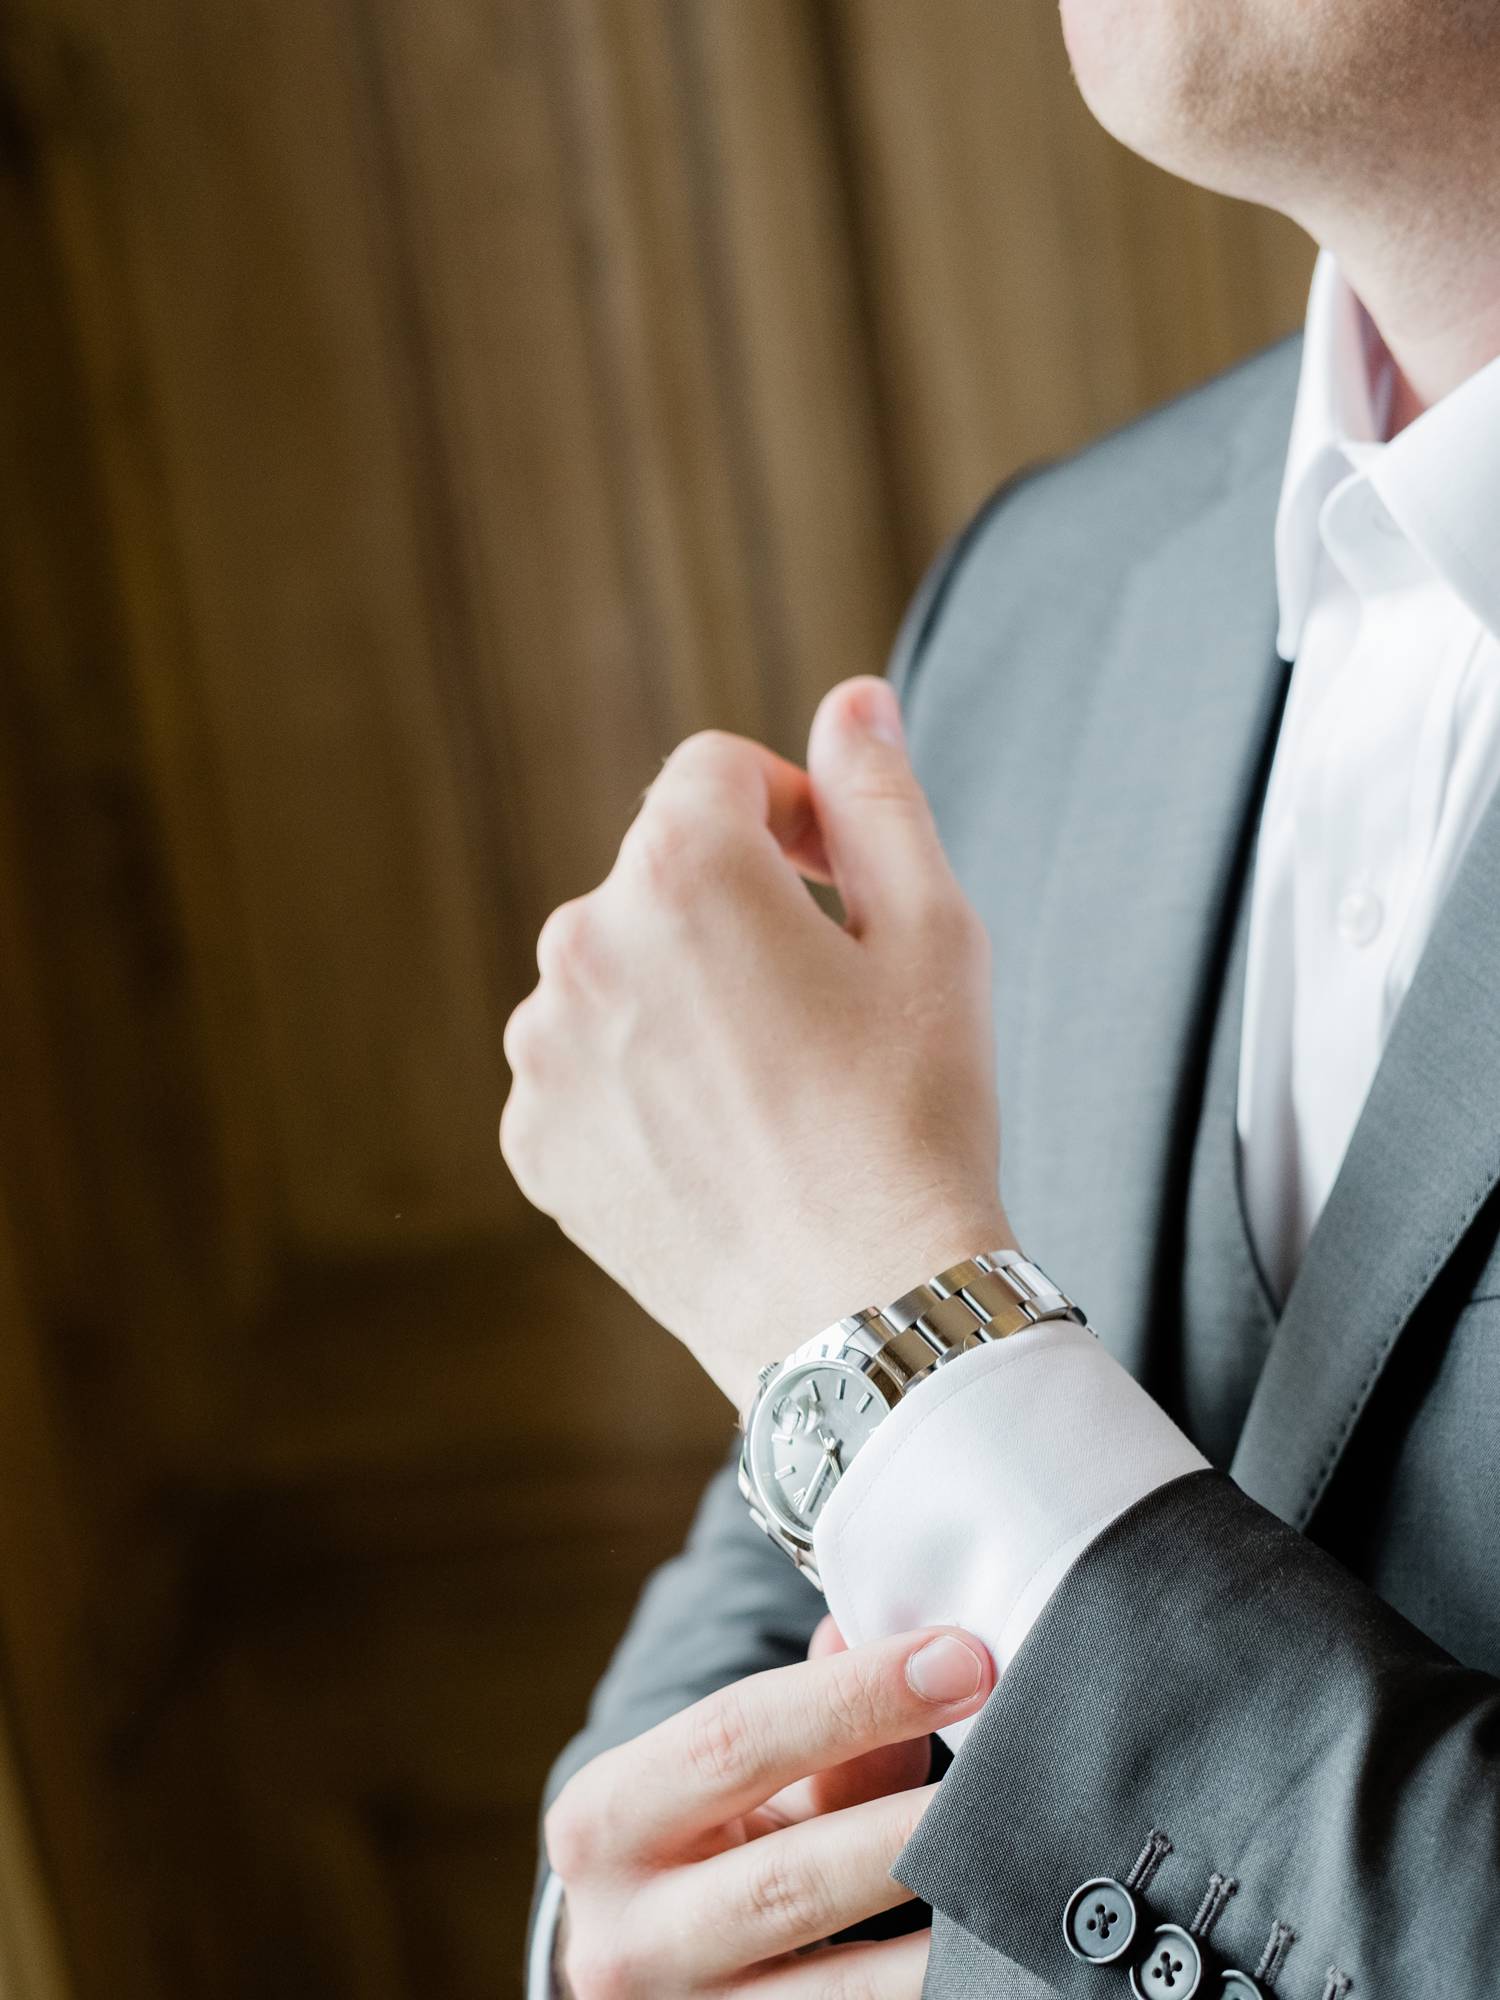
[890,333,1298,708]
[890,333,1298,787]
[966,333,1301,586]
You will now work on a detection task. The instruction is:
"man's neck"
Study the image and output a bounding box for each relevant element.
[1326,214,1500,432]
[1385,368,1426,439]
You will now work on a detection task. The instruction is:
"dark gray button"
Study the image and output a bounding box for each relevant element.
[1062,1876,1137,1963]
[1130,1923,1203,1999]
[1221,1976,1265,2000]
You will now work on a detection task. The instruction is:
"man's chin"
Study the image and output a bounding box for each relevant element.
[1060,0,1269,204]
[1059,0,1177,160]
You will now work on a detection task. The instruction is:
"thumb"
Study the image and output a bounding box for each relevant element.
[806,676,953,938]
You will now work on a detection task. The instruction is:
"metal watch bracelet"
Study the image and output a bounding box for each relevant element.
[739,1247,1087,1586]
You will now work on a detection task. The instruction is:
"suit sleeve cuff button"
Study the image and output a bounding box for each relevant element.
[1130,1923,1203,1999]
[1062,1877,1138,1964]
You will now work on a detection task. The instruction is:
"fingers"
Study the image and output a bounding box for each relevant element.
[742,1928,930,1998]
[748,1614,929,1831]
[805,677,957,939]
[606,700,962,943]
[641,730,834,885]
[647,1781,936,1982]
[549,1627,991,1870]
[753,1727,933,1834]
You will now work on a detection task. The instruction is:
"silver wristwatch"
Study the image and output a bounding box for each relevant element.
[738,1248,1086,1589]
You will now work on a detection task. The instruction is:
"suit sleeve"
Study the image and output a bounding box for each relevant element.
[893,1465,1500,1997]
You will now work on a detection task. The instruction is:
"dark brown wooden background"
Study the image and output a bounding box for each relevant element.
[0,2,1312,1993]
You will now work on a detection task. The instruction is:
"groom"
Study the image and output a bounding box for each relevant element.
[511,2,1500,1993]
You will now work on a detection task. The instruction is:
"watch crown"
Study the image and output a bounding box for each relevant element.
[756,1360,779,1388]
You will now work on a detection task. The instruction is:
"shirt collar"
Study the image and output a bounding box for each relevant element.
[1275,250,1500,660]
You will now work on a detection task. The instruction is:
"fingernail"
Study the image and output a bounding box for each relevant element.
[906,1634,984,1704]
[851,679,904,748]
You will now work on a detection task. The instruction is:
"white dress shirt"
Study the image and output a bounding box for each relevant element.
[531,255,1500,1987]
[1240,252,1500,1301]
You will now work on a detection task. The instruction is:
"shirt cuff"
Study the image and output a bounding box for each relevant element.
[527,1867,566,2000]
[811,1320,1207,1749]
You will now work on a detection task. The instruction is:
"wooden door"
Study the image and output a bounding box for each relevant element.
[0,1,1312,1991]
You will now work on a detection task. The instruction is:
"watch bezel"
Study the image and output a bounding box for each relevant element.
[744,1331,900,1540]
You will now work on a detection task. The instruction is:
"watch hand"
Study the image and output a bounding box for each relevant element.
[801,1451,835,1517]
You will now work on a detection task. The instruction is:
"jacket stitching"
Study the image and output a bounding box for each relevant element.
[1189,1871,1237,1938]
[1255,1920,1296,1987]
[1125,1828,1172,1893]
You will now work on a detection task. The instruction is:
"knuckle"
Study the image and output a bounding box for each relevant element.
[822,1652,886,1747]
[497,1089,528,1175]
[740,1848,830,1941]
[543,1781,596,1880]
[629,802,702,904]
[502,994,545,1076]
[683,1686,753,1791]
[821,1961,884,2000]
[546,1753,647,1885]
[665,727,744,782]
[844,761,927,812]
[536,897,596,982]
[563,1938,637,2000]
[631,736,763,907]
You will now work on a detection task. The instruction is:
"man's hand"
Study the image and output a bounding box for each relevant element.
[546,1620,994,1997]
[500,675,1012,1412]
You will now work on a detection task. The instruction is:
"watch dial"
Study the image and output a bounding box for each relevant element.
[750,1363,888,1537]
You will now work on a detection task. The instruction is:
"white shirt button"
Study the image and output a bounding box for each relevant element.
[1335,885,1384,947]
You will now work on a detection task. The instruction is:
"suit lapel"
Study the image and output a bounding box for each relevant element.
[1011,437,1290,1384]
[1232,783,1500,1527]
[1014,346,1500,1529]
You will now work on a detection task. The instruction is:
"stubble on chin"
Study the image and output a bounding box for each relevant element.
[1069,0,1500,218]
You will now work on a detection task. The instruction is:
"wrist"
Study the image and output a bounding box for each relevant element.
[734,1206,1017,1421]
[738,1237,1081,1586]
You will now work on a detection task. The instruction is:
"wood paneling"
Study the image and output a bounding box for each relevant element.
[0,0,1314,1991]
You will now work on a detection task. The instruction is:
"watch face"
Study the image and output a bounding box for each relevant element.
[749,1361,889,1538]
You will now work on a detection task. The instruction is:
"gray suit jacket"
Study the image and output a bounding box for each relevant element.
[534,334,1500,1997]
